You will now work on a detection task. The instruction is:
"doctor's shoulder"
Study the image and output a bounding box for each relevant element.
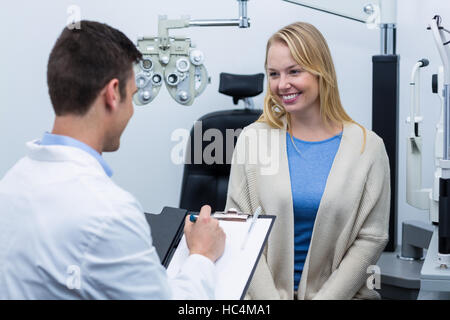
[77,173,145,218]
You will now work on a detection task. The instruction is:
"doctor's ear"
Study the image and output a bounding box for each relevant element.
[104,78,120,112]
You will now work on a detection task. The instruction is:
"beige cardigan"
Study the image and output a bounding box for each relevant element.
[225,120,390,300]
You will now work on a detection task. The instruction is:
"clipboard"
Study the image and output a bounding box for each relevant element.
[144,207,188,267]
[165,208,276,300]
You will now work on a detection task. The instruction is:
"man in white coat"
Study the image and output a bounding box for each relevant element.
[0,20,225,299]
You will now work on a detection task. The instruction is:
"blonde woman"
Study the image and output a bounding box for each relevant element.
[225,22,391,300]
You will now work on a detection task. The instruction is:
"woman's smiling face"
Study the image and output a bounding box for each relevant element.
[266,40,320,117]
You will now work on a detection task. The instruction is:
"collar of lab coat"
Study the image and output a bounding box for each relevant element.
[26,140,112,178]
[39,133,113,177]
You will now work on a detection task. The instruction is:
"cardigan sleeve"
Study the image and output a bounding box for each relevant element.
[225,128,282,300]
[312,139,391,300]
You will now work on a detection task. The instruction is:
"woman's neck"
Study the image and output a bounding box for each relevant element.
[289,111,342,142]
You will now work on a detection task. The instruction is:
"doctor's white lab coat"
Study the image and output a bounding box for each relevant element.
[0,141,216,299]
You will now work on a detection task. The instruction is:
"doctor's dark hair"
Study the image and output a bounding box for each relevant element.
[47,20,142,116]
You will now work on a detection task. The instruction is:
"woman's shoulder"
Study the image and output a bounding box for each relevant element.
[344,122,385,151]
[236,120,283,142]
[243,120,279,132]
[343,122,390,176]
[234,120,284,160]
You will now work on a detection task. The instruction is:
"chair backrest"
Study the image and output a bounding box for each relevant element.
[179,73,264,212]
[219,73,265,105]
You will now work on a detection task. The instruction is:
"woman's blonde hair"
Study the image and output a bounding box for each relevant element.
[258,22,366,151]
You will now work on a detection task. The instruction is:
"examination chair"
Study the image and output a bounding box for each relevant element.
[179,72,264,213]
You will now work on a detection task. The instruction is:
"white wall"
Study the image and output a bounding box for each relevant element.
[0,0,448,245]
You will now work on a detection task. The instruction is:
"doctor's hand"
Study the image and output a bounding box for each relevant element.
[184,205,226,263]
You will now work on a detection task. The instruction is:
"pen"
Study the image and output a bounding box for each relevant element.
[241,206,262,250]
[189,213,197,223]
[189,209,248,223]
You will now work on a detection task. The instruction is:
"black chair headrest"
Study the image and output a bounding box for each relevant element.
[219,73,264,105]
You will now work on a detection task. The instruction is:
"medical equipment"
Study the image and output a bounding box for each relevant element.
[406,59,444,227]
[432,67,445,223]
[429,15,450,268]
[282,0,398,252]
[379,15,450,300]
[405,59,432,210]
[134,0,250,106]
[413,16,450,298]
[282,0,397,54]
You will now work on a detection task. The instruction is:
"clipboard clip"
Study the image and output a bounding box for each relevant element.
[212,208,249,222]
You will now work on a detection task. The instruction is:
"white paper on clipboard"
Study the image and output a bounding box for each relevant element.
[166,216,275,300]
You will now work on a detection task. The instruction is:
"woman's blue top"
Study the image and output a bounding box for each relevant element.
[286,131,342,291]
